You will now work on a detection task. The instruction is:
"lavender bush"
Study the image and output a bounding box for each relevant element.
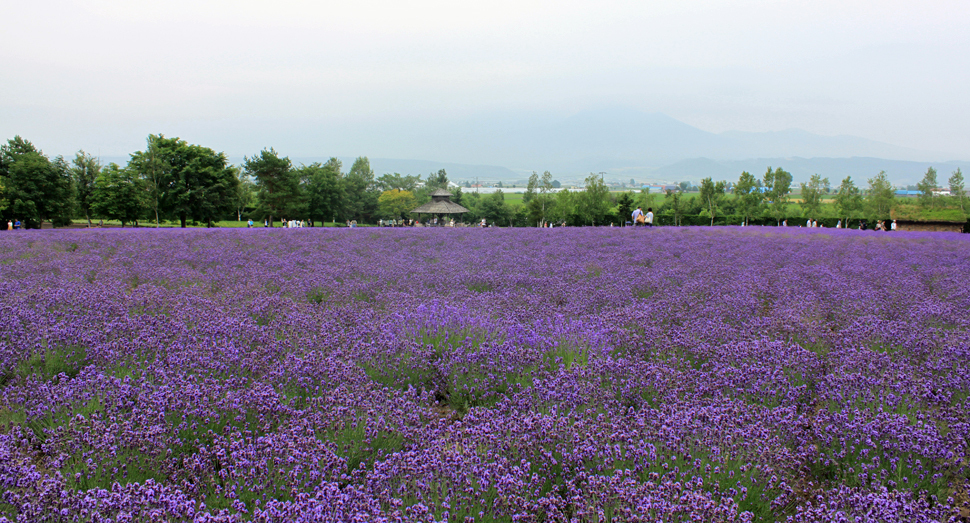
[0,227,968,522]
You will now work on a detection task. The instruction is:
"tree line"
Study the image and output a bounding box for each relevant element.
[0,134,621,228]
[645,166,965,227]
[0,135,452,228]
[1,134,965,229]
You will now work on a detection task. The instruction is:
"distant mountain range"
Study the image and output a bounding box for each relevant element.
[324,109,967,186]
[106,109,968,186]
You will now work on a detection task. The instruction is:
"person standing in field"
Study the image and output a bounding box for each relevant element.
[6,220,11,231]
[891,219,897,231]
[645,208,654,227]
[632,207,644,226]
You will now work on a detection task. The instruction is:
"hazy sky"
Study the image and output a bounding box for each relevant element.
[2,0,968,160]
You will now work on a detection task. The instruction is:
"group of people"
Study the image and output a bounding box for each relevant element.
[379,219,413,227]
[872,220,896,231]
[246,219,308,228]
[5,220,22,230]
[833,219,896,231]
[631,207,655,227]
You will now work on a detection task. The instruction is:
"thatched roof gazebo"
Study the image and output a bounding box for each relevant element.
[410,188,469,224]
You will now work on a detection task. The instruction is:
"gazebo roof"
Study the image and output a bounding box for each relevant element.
[411,187,470,214]
[411,200,469,214]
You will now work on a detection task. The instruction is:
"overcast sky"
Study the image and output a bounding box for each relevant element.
[2,0,968,161]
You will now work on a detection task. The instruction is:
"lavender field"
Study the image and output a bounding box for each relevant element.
[1,227,968,522]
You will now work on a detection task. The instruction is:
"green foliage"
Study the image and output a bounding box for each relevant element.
[699,177,726,226]
[70,151,100,225]
[890,203,966,222]
[615,191,635,226]
[245,148,303,225]
[301,159,345,224]
[127,134,170,226]
[834,176,863,223]
[763,166,793,224]
[376,172,422,192]
[800,173,829,219]
[479,190,513,226]
[320,417,406,474]
[306,287,330,304]
[91,163,147,226]
[949,168,966,212]
[524,171,555,226]
[129,135,239,228]
[734,171,763,226]
[661,189,687,226]
[424,168,448,191]
[15,344,89,382]
[377,189,417,219]
[578,173,610,225]
[344,157,379,223]
[916,167,938,208]
[865,170,895,221]
[0,137,75,227]
[233,169,255,221]
[523,171,539,204]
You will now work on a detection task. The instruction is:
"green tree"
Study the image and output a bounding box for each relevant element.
[662,189,686,226]
[424,168,449,191]
[0,137,74,228]
[129,135,237,227]
[800,173,829,221]
[834,176,863,224]
[344,157,379,223]
[479,190,512,226]
[245,148,302,226]
[71,151,101,226]
[450,186,464,208]
[616,191,634,226]
[128,135,171,227]
[523,171,539,204]
[0,137,38,220]
[764,167,792,224]
[233,170,255,222]
[302,158,345,225]
[949,168,965,212]
[376,172,421,192]
[578,173,610,225]
[865,171,895,221]
[916,167,938,208]
[734,171,762,225]
[90,163,146,226]
[699,177,726,226]
[377,189,418,220]
[635,191,656,216]
[525,171,555,226]
[547,189,574,225]
[176,144,238,227]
